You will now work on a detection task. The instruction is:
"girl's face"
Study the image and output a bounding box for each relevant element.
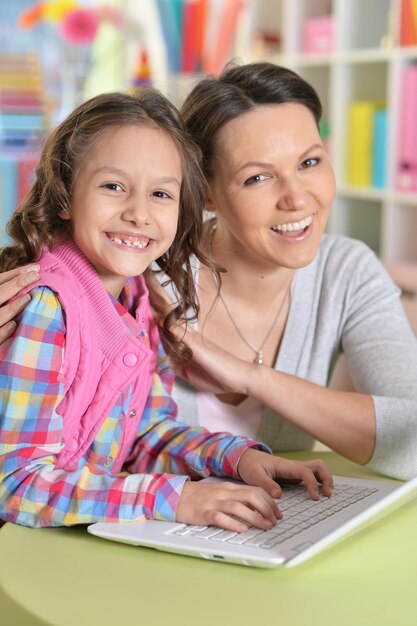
[68,124,182,298]
[208,103,336,270]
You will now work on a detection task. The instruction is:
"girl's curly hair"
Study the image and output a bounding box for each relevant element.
[0,89,214,364]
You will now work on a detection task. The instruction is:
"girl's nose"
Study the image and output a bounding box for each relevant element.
[122,197,151,226]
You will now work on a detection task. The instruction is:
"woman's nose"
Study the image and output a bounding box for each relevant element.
[276,177,308,212]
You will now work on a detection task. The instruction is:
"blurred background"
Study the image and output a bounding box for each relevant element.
[1,0,416,327]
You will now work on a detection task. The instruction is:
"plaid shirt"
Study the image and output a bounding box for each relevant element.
[0,284,258,528]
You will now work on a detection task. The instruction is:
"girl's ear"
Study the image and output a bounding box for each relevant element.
[204,192,216,214]
[58,208,71,221]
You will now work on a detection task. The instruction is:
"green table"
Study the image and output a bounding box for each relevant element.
[1,452,416,626]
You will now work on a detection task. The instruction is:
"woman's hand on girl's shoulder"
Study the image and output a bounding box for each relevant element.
[0,265,39,343]
[177,328,255,394]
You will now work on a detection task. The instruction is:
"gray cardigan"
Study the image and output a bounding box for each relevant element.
[169,235,417,480]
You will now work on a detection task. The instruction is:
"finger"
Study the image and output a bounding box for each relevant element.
[0,320,17,343]
[210,511,249,533]
[0,266,25,287]
[251,474,282,500]
[0,294,31,327]
[297,467,322,500]
[239,487,282,522]
[213,499,278,532]
[304,460,333,496]
[0,266,39,305]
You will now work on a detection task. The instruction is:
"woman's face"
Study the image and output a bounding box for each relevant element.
[208,103,336,270]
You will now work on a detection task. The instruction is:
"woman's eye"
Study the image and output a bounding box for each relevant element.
[102,182,123,191]
[243,173,269,186]
[300,158,320,169]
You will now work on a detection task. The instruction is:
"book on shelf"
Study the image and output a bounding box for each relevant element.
[0,52,46,237]
[347,101,375,187]
[203,0,243,76]
[346,101,388,189]
[399,0,417,46]
[396,65,417,192]
[155,0,244,76]
[0,155,17,243]
[155,0,182,73]
[372,109,387,189]
[181,0,201,73]
[17,153,39,204]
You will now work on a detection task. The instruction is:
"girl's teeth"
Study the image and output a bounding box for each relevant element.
[109,235,147,248]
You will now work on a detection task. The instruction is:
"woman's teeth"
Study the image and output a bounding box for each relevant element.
[108,234,148,248]
[272,214,314,233]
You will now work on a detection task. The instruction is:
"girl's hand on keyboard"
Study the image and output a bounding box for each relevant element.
[175,480,282,533]
[237,449,334,501]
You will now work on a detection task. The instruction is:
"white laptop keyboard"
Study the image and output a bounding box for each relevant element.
[172,483,378,549]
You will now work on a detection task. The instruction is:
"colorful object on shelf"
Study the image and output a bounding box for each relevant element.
[131,49,152,88]
[17,1,124,46]
[59,7,100,45]
[399,0,417,46]
[397,65,417,192]
[155,0,181,73]
[346,100,387,189]
[372,109,387,189]
[0,53,47,147]
[303,15,335,55]
[155,0,244,76]
[0,53,46,242]
[17,2,126,120]
[0,151,40,244]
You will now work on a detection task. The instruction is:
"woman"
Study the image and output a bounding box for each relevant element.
[168,62,417,481]
[2,63,417,480]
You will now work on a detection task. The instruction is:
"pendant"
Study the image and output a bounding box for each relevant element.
[254,351,263,365]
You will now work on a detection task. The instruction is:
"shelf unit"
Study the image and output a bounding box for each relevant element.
[252,0,417,263]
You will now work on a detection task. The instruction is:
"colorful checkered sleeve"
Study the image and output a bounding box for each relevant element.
[124,341,270,522]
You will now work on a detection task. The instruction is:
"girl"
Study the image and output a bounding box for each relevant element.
[0,89,332,530]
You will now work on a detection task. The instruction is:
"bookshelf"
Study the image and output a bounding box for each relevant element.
[254,0,417,265]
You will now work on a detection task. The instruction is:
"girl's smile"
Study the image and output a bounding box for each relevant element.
[105,232,152,250]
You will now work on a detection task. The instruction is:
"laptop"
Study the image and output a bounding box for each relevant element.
[87,474,417,568]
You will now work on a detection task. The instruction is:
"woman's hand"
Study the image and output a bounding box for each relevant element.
[0,265,39,342]
[177,328,255,394]
[238,449,333,501]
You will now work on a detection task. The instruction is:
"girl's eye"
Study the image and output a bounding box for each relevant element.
[300,158,320,169]
[152,190,173,199]
[102,182,123,192]
[243,173,269,186]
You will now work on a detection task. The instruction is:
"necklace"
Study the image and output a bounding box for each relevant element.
[218,287,289,365]
[208,219,290,365]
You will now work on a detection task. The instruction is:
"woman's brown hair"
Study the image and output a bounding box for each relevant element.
[181,61,323,182]
[0,89,212,363]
